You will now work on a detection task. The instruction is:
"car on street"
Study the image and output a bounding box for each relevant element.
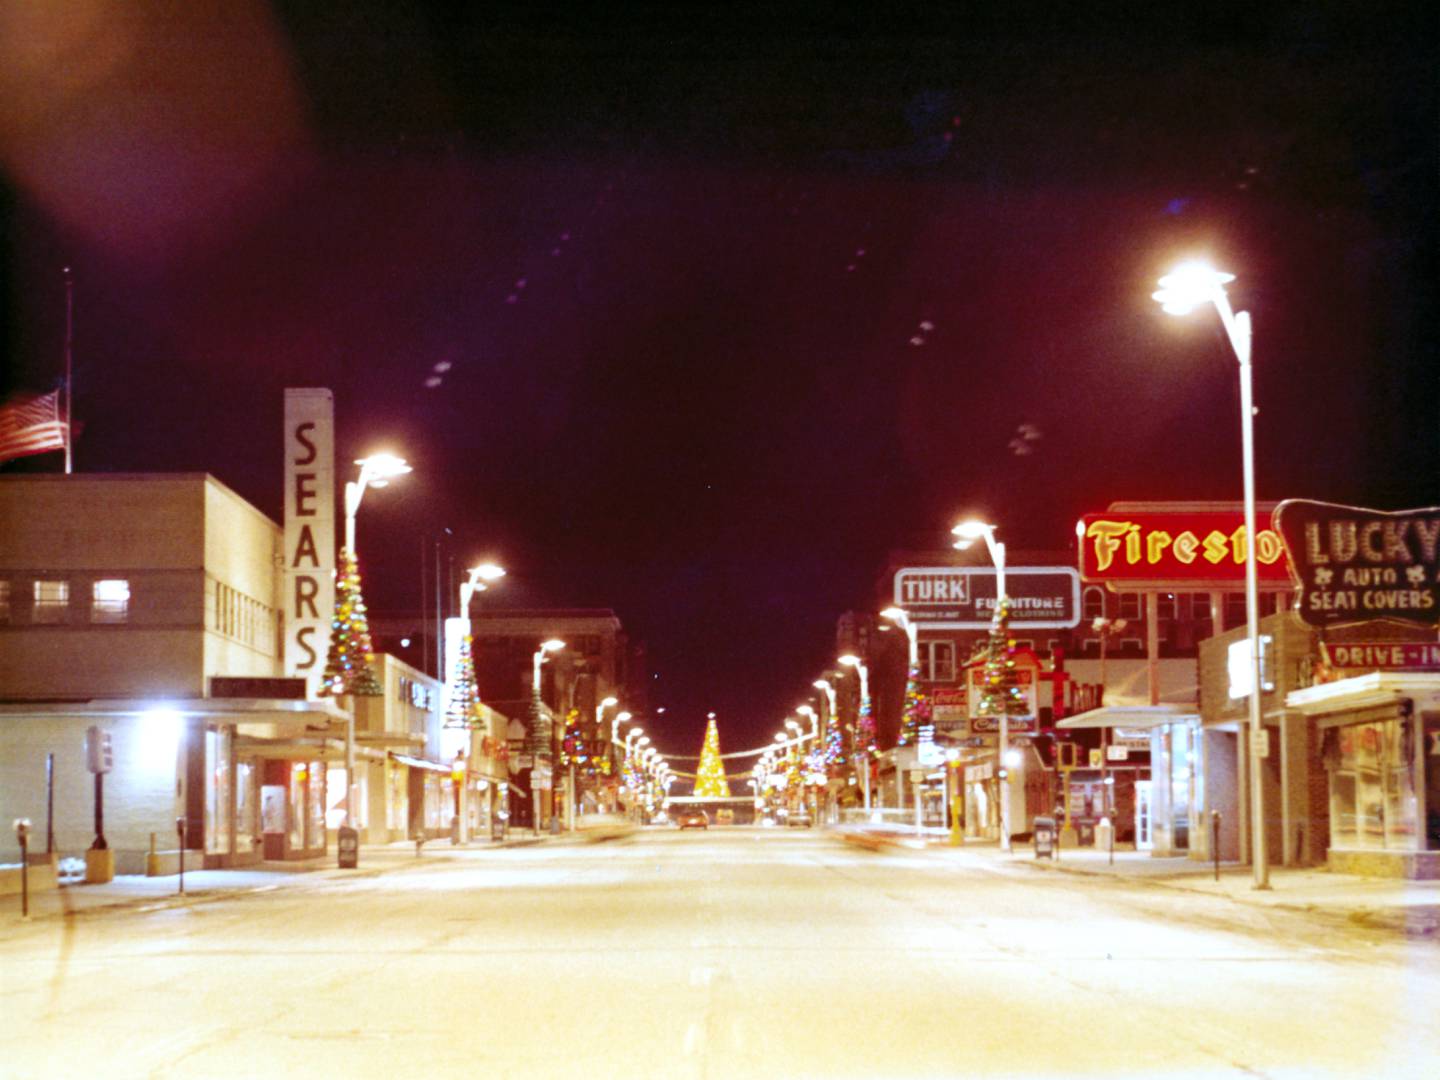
[785,812,813,828]
[677,809,709,830]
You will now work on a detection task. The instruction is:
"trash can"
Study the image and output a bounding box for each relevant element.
[1033,816,1056,860]
[337,826,359,869]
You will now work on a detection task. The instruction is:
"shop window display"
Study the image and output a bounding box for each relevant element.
[1325,720,1420,852]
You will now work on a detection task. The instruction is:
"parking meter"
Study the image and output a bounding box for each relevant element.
[14,819,32,918]
[176,817,186,895]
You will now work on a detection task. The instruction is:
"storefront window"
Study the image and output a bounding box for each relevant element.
[1328,719,1418,852]
[289,765,306,850]
[236,761,260,852]
[308,762,327,849]
[204,727,232,854]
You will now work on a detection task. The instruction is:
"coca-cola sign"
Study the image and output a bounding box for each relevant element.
[1274,500,1440,628]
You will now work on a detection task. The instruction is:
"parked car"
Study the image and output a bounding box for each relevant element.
[678,809,709,830]
[785,813,813,828]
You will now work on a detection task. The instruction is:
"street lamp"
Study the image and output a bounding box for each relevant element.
[952,519,1012,852]
[881,607,919,668]
[344,453,412,554]
[339,452,411,836]
[532,639,565,697]
[838,654,872,810]
[1155,259,1268,890]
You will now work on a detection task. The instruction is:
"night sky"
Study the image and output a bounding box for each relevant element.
[2,3,1435,756]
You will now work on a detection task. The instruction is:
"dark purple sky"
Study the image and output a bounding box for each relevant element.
[3,3,1435,755]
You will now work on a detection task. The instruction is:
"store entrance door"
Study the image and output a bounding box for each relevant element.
[1135,780,1153,851]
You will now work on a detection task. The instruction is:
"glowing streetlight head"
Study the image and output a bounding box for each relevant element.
[599,696,618,709]
[796,705,815,717]
[813,679,831,691]
[637,736,650,747]
[540,639,565,654]
[786,719,802,732]
[880,606,907,623]
[951,520,992,541]
[356,453,412,486]
[1153,261,1235,315]
[617,711,632,723]
[773,733,787,743]
[471,563,506,582]
[838,654,861,668]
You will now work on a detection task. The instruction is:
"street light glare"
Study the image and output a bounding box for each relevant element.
[880,606,906,622]
[837,654,860,667]
[355,452,412,480]
[951,520,992,540]
[541,639,565,653]
[472,563,507,581]
[600,696,618,708]
[1153,261,1235,315]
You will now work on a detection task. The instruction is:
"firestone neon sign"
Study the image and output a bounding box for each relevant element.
[1078,512,1289,587]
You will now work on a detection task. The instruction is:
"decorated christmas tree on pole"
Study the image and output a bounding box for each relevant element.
[319,548,383,697]
[693,716,731,797]
[896,662,932,746]
[975,596,1028,720]
[444,633,483,728]
[855,695,876,756]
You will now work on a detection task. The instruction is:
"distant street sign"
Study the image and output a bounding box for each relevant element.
[1250,728,1270,758]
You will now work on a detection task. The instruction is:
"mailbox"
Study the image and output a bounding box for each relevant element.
[1033,815,1056,859]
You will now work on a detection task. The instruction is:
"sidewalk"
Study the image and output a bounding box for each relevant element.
[943,836,1440,937]
[0,835,558,925]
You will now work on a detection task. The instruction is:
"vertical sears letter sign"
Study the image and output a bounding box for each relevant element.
[283,389,335,694]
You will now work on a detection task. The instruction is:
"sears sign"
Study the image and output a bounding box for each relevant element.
[894,566,1080,629]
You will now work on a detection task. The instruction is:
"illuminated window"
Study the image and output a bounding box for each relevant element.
[919,641,956,682]
[32,579,69,623]
[92,579,131,623]
[1082,587,1105,620]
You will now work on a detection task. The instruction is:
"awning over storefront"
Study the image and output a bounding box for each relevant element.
[1286,671,1440,718]
[0,695,350,732]
[391,753,450,772]
[1057,704,1200,731]
[234,735,386,762]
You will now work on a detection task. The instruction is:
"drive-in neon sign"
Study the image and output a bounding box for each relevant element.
[1078,511,1289,586]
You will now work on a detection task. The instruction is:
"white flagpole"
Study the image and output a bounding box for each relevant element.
[63,266,73,474]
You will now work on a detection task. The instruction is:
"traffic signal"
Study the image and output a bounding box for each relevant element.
[85,725,113,774]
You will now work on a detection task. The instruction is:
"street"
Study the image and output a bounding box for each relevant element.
[5,829,1438,1079]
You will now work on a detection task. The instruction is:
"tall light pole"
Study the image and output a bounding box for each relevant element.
[449,562,505,843]
[838,654,871,810]
[340,452,411,835]
[1154,260,1268,889]
[530,639,564,831]
[953,519,1011,852]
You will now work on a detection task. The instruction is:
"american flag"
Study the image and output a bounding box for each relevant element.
[0,390,67,465]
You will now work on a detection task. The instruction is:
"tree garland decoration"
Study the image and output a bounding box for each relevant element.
[897,663,932,746]
[444,632,483,728]
[319,547,383,697]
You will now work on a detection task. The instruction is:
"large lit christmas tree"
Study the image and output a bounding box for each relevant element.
[693,717,731,797]
[319,548,383,697]
[897,662,932,746]
[975,596,1028,720]
[444,633,482,728]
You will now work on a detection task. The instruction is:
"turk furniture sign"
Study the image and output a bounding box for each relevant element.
[1275,500,1440,628]
[894,566,1080,629]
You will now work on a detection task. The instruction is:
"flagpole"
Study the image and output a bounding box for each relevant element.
[63,266,73,475]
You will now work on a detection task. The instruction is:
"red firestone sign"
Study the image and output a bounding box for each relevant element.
[1078,508,1290,588]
